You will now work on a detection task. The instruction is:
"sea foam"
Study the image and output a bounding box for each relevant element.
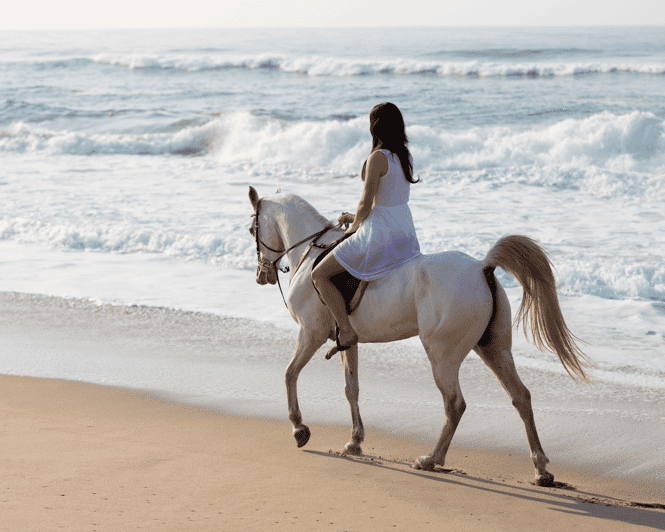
[3,110,663,199]
[92,52,665,78]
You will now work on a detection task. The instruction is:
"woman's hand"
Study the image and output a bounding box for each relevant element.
[338,212,355,229]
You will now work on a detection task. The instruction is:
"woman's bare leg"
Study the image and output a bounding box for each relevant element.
[311,253,358,347]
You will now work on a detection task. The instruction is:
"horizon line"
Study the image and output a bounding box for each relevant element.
[3,23,665,31]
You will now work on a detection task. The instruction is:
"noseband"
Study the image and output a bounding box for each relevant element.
[252,200,288,277]
[251,199,335,308]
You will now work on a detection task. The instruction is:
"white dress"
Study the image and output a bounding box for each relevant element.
[334,149,421,281]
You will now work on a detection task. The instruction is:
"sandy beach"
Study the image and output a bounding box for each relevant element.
[1,376,664,531]
[1,293,664,531]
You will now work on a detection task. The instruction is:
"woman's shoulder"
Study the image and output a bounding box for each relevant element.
[372,149,391,159]
[367,150,390,173]
[375,149,394,159]
[371,149,392,168]
[376,149,410,164]
[367,150,390,181]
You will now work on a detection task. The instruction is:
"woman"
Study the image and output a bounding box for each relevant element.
[312,102,422,351]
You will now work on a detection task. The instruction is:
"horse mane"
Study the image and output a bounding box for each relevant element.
[269,192,330,228]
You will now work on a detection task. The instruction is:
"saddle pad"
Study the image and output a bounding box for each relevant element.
[312,243,363,315]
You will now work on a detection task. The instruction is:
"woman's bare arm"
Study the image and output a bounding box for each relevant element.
[346,150,388,234]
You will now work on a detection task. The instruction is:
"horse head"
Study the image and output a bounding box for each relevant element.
[248,186,284,286]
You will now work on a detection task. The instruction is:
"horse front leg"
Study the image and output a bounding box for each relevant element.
[285,326,328,448]
[340,345,364,455]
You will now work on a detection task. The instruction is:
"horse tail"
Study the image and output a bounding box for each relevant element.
[481,235,593,383]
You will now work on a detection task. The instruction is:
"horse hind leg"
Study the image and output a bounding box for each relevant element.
[340,345,364,456]
[474,342,554,486]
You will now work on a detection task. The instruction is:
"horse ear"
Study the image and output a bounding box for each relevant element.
[248,186,260,211]
[276,187,281,194]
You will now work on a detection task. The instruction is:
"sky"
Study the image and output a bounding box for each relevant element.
[2,0,664,29]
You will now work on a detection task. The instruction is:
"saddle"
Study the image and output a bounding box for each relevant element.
[311,239,369,315]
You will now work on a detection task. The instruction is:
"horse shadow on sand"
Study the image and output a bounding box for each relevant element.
[304,449,665,530]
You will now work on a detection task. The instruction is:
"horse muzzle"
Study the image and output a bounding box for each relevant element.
[256,270,277,285]
[256,260,277,285]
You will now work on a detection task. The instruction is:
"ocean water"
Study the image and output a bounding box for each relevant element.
[1,27,664,397]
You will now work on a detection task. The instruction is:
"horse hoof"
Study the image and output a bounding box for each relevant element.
[343,442,362,456]
[294,426,311,448]
[413,455,436,471]
[535,472,555,487]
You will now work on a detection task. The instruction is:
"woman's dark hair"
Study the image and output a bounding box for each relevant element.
[361,102,418,183]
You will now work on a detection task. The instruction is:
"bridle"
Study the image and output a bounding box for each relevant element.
[251,199,336,308]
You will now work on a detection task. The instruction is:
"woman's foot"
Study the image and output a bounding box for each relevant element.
[325,326,358,359]
[337,327,358,350]
[336,330,358,351]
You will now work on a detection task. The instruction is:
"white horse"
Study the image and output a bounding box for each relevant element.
[248,186,591,486]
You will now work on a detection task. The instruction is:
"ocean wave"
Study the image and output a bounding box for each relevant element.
[0,112,370,164]
[412,110,665,166]
[0,99,131,127]
[558,258,665,301]
[2,213,664,303]
[214,109,664,170]
[8,52,664,78]
[91,53,665,78]
[0,56,97,70]
[0,216,255,270]
[0,119,221,156]
[410,111,665,197]
[2,110,664,197]
[210,110,665,198]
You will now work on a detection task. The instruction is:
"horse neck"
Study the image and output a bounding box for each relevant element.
[274,200,329,268]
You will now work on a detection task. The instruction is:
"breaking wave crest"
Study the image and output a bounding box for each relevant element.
[0,119,221,156]
[91,53,665,78]
[3,110,664,198]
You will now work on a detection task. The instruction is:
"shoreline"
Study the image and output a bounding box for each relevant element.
[1,291,664,479]
[2,291,664,469]
[2,374,664,531]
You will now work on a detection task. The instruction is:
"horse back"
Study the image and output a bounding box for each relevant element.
[350,252,496,343]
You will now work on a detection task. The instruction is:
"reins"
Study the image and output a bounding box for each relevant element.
[252,199,340,308]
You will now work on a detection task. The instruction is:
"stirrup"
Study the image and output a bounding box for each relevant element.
[325,326,356,360]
